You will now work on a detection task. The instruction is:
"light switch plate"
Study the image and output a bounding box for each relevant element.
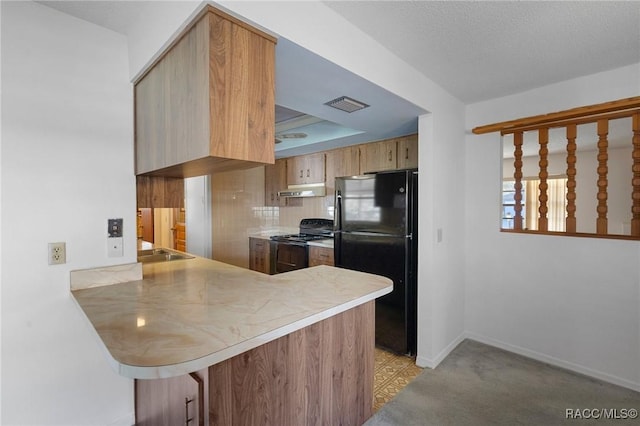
[108,237,123,257]
[108,218,123,238]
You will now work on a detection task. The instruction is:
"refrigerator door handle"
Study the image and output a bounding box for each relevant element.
[335,190,343,230]
[335,190,343,266]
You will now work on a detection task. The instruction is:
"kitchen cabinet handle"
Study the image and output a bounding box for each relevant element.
[405,147,409,160]
[185,397,194,425]
[307,169,310,178]
[388,150,393,162]
[299,170,303,178]
[189,372,205,426]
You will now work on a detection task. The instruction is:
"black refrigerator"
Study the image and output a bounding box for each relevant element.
[334,169,418,355]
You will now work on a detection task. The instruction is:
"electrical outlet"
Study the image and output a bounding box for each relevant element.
[108,237,123,258]
[48,242,66,265]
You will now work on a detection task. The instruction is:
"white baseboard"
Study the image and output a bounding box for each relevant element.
[466,332,640,393]
[416,332,466,369]
[108,412,135,426]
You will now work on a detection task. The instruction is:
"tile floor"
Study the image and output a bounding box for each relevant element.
[373,347,423,411]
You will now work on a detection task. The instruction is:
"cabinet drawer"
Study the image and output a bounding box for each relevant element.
[308,245,334,267]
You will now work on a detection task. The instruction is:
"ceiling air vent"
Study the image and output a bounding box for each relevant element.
[324,96,369,113]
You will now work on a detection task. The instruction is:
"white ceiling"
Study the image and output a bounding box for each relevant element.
[35,1,640,157]
[324,0,640,104]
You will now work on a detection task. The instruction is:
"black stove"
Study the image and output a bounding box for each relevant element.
[270,218,333,273]
[270,218,334,244]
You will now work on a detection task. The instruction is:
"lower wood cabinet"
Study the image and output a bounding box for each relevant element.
[309,245,335,267]
[249,237,271,274]
[135,369,208,426]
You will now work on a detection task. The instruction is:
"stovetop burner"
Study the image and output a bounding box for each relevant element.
[271,233,331,243]
[270,218,334,244]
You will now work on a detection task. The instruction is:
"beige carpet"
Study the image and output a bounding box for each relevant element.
[367,340,640,425]
[374,347,423,412]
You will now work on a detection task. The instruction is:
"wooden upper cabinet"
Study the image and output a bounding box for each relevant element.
[397,134,418,169]
[359,134,418,173]
[325,146,360,203]
[134,6,277,178]
[286,153,325,185]
[359,139,397,173]
[264,159,287,207]
[136,176,184,208]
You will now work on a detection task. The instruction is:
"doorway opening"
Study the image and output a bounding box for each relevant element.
[136,208,186,251]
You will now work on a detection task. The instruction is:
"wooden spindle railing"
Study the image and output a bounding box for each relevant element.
[472,96,640,241]
[632,113,640,237]
[513,132,524,230]
[565,124,577,233]
[596,119,609,235]
[537,128,549,232]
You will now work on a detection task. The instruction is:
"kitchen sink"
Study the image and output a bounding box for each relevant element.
[137,248,194,263]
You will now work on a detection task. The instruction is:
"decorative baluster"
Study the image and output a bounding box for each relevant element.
[565,124,577,233]
[596,119,609,235]
[632,113,640,236]
[513,132,524,230]
[538,128,549,232]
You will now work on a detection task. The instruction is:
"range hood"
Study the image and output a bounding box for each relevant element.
[278,182,326,198]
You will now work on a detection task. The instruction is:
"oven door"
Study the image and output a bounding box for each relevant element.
[271,241,308,274]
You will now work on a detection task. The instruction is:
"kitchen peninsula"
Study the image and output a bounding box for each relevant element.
[71,253,392,425]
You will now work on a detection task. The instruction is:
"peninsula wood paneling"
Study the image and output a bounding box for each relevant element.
[208,301,375,426]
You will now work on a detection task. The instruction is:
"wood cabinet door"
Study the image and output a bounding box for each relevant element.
[326,147,360,190]
[249,238,270,274]
[286,153,325,185]
[308,245,335,267]
[359,139,397,173]
[175,222,186,252]
[286,156,306,185]
[396,134,418,169]
[305,152,326,183]
[135,369,207,426]
[264,159,287,206]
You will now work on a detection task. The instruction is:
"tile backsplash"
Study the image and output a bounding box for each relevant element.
[211,167,333,268]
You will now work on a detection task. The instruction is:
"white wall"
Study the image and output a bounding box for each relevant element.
[1,1,136,424]
[465,64,640,390]
[185,175,212,258]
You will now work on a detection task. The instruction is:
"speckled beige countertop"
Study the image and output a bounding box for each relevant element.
[71,255,391,379]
